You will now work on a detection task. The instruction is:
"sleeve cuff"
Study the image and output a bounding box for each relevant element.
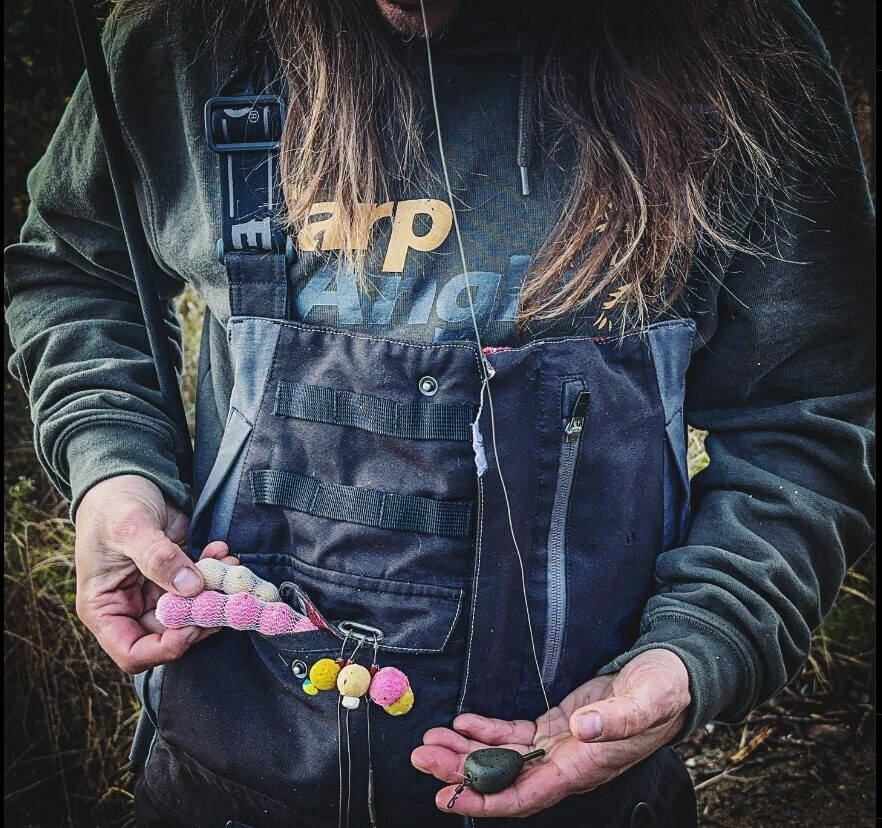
[61,422,191,519]
[596,608,760,741]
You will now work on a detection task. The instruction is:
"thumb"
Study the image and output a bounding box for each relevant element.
[569,663,687,743]
[122,515,204,597]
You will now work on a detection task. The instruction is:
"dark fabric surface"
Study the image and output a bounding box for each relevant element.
[135,738,695,828]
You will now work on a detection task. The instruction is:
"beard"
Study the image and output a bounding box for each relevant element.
[374,0,466,36]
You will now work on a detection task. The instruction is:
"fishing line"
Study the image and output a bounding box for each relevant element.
[345,705,353,828]
[366,637,379,828]
[336,633,368,828]
[336,690,346,828]
[337,633,351,828]
[418,0,552,739]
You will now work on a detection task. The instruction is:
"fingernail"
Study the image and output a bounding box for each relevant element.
[172,567,201,595]
[576,711,603,741]
[186,627,202,643]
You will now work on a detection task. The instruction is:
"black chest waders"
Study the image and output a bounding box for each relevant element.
[72,4,697,825]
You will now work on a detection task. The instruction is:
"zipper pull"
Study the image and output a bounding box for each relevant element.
[564,390,590,442]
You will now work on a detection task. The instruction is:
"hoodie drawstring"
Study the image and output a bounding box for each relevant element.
[516,44,536,197]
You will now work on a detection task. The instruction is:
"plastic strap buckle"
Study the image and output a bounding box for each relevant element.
[205,95,285,153]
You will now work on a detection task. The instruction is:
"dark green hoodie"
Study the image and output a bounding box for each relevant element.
[4,1,875,738]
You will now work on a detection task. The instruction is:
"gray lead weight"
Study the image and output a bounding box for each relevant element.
[447,747,546,808]
[464,747,542,794]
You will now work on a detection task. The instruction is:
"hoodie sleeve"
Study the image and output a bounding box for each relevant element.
[598,13,875,735]
[4,18,191,517]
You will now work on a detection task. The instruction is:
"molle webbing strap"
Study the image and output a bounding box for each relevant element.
[251,470,473,538]
[274,381,478,442]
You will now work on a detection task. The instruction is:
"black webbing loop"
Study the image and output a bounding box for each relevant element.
[274,381,477,442]
[226,251,289,320]
[251,470,473,538]
[70,0,193,486]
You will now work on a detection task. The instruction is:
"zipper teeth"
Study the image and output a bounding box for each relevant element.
[541,442,577,682]
[541,385,585,685]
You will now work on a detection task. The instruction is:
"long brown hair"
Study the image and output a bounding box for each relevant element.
[119,0,833,330]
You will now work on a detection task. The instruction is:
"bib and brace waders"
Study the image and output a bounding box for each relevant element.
[131,71,698,828]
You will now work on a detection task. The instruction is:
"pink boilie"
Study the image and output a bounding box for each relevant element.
[225,593,261,630]
[258,602,295,635]
[157,593,191,628]
[369,666,410,707]
[156,590,318,637]
[191,590,226,626]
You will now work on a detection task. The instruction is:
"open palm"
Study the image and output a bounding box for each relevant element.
[411,649,690,818]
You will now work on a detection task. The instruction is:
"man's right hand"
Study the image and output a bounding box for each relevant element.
[74,474,236,673]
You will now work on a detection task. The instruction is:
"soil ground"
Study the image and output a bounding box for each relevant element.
[679,688,875,827]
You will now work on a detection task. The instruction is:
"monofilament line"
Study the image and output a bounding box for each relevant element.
[418,0,552,729]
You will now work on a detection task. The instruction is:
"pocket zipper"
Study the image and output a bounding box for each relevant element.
[564,391,591,442]
[541,386,590,685]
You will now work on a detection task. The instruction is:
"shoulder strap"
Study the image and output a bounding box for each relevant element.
[71,0,193,487]
[206,56,291,319]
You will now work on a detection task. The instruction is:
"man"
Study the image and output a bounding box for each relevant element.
[5,0,874,825]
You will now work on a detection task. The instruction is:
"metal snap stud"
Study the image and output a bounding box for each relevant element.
[419,376,439,396]
[291,659,308,679]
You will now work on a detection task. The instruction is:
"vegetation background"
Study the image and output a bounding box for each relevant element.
[4,0,876,825]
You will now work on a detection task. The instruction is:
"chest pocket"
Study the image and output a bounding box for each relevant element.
[465,320,696,713]
[218,321,485,657]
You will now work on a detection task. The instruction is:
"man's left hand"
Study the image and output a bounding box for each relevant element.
[411,648,691,818]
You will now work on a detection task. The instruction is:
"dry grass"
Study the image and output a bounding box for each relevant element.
[2,292,201,828]
[176,286,204,433]
[5,405,138,828]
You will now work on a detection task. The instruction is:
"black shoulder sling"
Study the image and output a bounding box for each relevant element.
[70,0,193,486]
